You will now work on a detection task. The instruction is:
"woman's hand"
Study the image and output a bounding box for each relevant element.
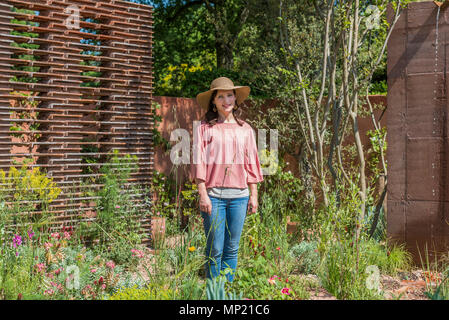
[196,179,212,215]
[199,194,212,215]
[247,195,258,214]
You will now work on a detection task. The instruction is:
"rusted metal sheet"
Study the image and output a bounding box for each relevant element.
[388,2,449,262]
[0,0,154,240]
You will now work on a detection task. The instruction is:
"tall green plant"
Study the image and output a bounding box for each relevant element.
[79,151,150,265]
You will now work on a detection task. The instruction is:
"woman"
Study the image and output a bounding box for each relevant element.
[192,77,264,282]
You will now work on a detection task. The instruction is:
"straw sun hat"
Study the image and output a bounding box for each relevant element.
[196,77,251,110]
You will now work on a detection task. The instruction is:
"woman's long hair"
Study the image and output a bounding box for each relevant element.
[204,89,244,126]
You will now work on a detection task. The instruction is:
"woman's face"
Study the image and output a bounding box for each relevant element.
[213,89,236,115]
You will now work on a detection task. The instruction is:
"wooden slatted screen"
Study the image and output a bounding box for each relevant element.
[0,0,154,239]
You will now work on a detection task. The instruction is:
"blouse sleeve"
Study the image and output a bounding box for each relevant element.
[191,123,207,182]
[244,126,264,184]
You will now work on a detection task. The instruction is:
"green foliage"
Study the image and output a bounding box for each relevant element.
[0,226,128,300]
[369,80,387,95]
[206,276,243,300]
[151,102,171,151]
[155,64,272,98]
[10,30,39,38]
[364,205,386,242]
[77,151,150,266]
[366,127,387,181]
[318,239,383,300]
[289,241,320,275]
[424,271,449,300]
[80,141,100,177]
[81,71,102,77]
[10,18,39,27]
[11,7,38,15]
[180,182,199,217]
[361,240,412,276]
[130,219,207,300]
[150,171,177,218]
[0,165,61,230]
[258,153,313,237]
[11,42,40,50]
[108,284,174,300]
[10,76,39,83]
[312,187,412,299]
[9,125,24,138]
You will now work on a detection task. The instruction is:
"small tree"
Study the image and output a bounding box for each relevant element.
[248,0,410,272]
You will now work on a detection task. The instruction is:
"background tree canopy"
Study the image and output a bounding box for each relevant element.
[135,0,388,98]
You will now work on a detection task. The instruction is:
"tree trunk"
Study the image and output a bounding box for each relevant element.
[215,40,234,69]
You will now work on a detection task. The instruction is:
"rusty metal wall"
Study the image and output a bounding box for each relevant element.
[387,1,449,261]
[0,0,153,238]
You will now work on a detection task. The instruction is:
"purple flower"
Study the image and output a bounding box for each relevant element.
[12,235,22,248]
[28,229,35,240]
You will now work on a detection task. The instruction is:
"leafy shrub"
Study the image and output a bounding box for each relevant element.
[150,170,177,218]
[0,226,128,300]
[75,151,150,266]
[155,65,272,99]
[289,241,320,275]
[108,283,174,300]
[318,239,383,300]
[0,165,61,233]
[361,240,412,276]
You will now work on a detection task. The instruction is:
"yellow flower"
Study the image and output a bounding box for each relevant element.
[188,246,196,252]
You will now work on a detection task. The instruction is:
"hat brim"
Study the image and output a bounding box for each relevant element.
[196,86,251,110]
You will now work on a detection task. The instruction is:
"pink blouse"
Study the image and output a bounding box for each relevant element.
[191,120,264,189]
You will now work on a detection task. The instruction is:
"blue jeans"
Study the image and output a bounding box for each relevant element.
[201,195,249,282]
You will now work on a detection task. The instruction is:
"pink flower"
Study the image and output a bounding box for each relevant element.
[28,229,35,240]
[268,276,277,285]
[50,232,60,239]
[281,287,290,295]
[44,242,53,250]
[106,261,115,270]
[131,249,144,258]
[63,231,71,240]
[115,205,120,209]
[35,263,46,273]
[44,289,54,296]
[12,234,22,248]
[101,284,106,290]
[91,268,97,273]
[276,247,281,251]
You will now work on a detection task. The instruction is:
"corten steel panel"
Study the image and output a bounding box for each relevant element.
[405,201,448,261]
[388,2,449,262]
[387,4,407,203]
[406,74,446,138]
[387,200,406,243]
[0,0,154,241]
[405,138,447,201]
